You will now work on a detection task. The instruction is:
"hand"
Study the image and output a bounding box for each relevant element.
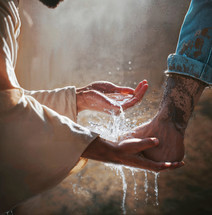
[76,80,148,114]
[82,136,184,172]
[115,137,184,171]
[121,75,206,163]
[121,114,185,162]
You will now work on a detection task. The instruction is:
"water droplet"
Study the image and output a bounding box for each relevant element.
[128,61,132,65]
[108,71,112,75]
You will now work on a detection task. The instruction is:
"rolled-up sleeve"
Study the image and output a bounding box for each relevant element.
[166,0,212,85]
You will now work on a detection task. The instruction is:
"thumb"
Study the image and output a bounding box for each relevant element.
[118,137,159,153]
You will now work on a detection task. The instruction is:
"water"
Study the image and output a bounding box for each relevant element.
[105,164,160,214]
[131,169,138,197]
[144,170,149,203]
[5,211,13,215]
[78,105,160,214]
[105,164,128,215]
[154,172,159,206]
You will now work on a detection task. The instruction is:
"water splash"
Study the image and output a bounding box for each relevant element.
[87,107,129,214]
[78,104,160,214]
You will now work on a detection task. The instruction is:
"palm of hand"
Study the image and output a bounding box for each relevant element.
[76,80,148,114]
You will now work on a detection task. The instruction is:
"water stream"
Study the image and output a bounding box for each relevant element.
[78,106,159,214]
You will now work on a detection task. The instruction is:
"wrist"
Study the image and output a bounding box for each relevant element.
[82,137,119,163]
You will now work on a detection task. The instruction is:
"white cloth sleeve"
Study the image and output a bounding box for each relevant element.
[24,86,78,122]
[24,86,95,174]
[0,0,20,88]
[0,88,98,212]
[0,1,99,212]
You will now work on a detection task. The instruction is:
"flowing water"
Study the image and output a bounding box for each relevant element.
[78,106,160,214]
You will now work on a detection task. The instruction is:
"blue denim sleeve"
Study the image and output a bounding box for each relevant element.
[166,0,212,85]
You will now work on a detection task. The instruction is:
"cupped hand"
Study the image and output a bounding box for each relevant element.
[116,137,184,172]
[82,135,184,172]
[120,114,185,163]
[76,80,148,114]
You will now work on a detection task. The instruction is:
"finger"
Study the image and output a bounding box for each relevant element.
[91,81,117,93]
[138,137,159,151]
[167,161,185,170]
[118,137,159,153]
[117,87,134,94]
[95,82,135,94]
[88,81,134,94]
[139,158,175,172]
[142,159,185,172]
[120,80,148,95]
[134,83,148,99]
[134,80,148,95]
[124,155,176,172]
[77,82,116,93]
[122,84,148,110]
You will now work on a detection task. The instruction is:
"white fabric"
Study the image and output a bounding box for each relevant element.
[0,0,98,212]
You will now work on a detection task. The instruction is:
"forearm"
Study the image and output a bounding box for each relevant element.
[126,0,211,163]
[162,0,211,132]
[157,74,206,134]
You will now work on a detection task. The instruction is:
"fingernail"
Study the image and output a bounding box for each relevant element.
[174,161,184,167]
[150,138,159,145]
[179,161,185,167]
[165,162,171,166]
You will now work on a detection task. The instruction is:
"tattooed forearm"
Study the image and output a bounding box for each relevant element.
[158,74,206,134]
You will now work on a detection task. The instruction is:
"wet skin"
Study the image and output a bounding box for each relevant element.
[123,74,206,162]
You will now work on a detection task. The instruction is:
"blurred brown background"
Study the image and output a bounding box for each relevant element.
[15,0,212,214]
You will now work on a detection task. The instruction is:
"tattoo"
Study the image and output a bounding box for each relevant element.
[159,74,206,134]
